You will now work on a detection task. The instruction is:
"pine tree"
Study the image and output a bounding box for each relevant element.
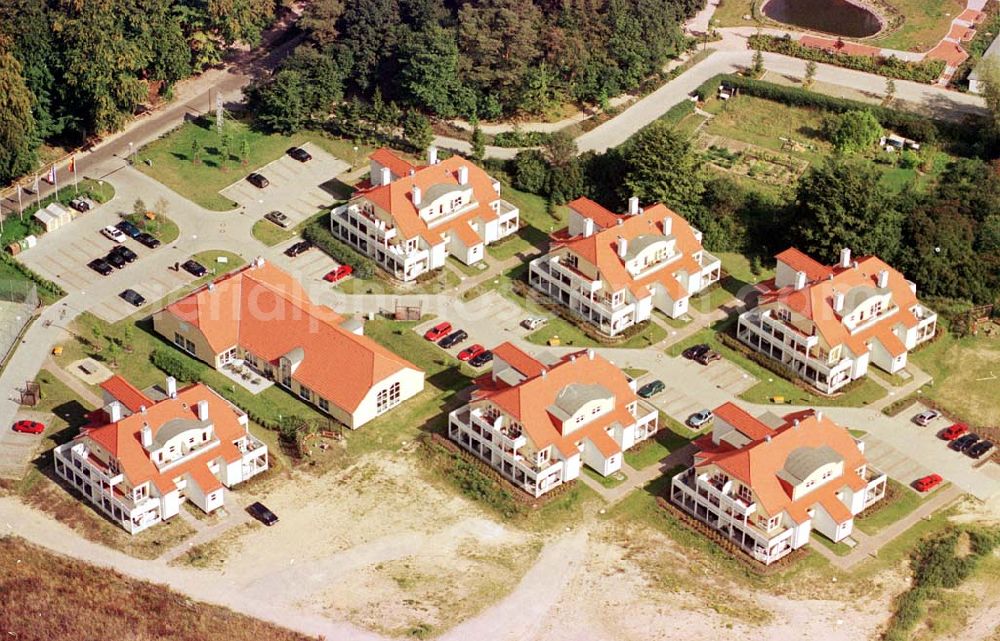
[883,78,896,106]
[752,47,765,77]
[471,124,486,162]
[804,60,817,89]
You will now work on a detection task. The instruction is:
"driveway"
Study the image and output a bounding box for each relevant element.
[219,143,348,227]
[0,410,50,480]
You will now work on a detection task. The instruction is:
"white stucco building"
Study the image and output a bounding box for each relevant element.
[54,375,269,534]
[448,342,658,497]
[737,247,937,394]
[528,197,721,336]
[329,147,520,281]
[671,403,887,564]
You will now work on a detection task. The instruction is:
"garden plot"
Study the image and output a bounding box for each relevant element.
[697,135,810,187]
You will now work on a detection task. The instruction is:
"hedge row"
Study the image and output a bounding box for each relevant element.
[302,217,377,280]
[492,130,554,148]
[0,253,66,301]
[748,34,946,84]
[697,74,975,145]
[150,346,204,384]
[660,98,696,125]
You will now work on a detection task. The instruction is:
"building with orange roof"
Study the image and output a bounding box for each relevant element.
[329,147,519,281]
[54,375,269,534]
[528,196,721,336]
[152,258,424,429]
[670,404,886,564]
[737,247,936,394]
[448,342,658,497]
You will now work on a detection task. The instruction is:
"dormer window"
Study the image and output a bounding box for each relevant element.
[776,308,791,323]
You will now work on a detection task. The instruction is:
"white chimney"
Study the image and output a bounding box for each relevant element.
[412,185,422,206]
[197,400,209,421]
[254,256,265,268]
[166,376,177,399]
[140,424,152,448]
[587,348,595,360]
[628,196,639,215]
[816,410,824,422]
[427,146,438,165]
[617,236,628,259]
[583,217,595,238]
[457,166,469,185]
[840,247,851,269]
[877,270,889,288]
[794,270,807,291]
[380,166,391,186]
[833,290,845,313]
[662,216,672,236]
[493,414,503,429]
[540,368,547,379]
[108,401,122,423]
[793,419,800,428]
[139,404,147,415]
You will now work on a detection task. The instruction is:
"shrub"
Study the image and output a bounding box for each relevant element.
[661,99,695,125]
[492,130,554,148]
[0,253,65,301]
[302,218,377,280]
[748,34,946,83]
[150,347,204,383]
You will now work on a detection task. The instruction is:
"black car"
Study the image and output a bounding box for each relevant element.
[105,251,127,269]
[682,344,710,360]
[116,220,142,239]
[246,172,269,188]
[87,258,114,276]
[950,433,979,452]
[469,350,494,368]
[69,198,91,212]
[968,440,994,459]
[284,240,312,257]
[110,244,138,263]
[247,501,278,526]
[439,329,468,348]
[287,147,312,162]
[182,259,207,277]
[136,232,160,249]
[119,289,146,307]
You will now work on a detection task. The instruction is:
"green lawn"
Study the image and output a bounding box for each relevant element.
[136,119,370,211]
[526,316,667,350]
[583,466,627,488]
[666,322,887,407]
[336,267,460,295]
[855,479,924,535]
[909,325,1000,426]
[487,187,566,261]
[624,415,695,469]
[448,256,488,278]
[718,251,773,285]
[251,210,329,247]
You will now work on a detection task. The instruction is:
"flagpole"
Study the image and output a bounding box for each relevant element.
[34,175,40,209]
[17,185,23,220]
[73,158,79,195]
[53,166,59,200]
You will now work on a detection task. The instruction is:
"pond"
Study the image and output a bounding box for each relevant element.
[761,0,882,38]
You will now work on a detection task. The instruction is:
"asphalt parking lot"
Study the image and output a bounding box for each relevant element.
[269,239,342,287]
[220,143,349,227]
[636,358,757,425]
[860,402,1000,501]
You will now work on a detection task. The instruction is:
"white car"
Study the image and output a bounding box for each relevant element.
[521,317,547,330]
[101,225,127,243]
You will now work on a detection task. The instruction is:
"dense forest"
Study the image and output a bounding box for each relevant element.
[248,0,704,131]
[0,0,280,183]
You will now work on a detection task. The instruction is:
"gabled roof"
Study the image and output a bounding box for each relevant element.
[477,349,640,460]
[775,247,832,281]
[694,409,868,520]
[370,147,416,179]
[163,261,422,414]
[100,375,153,413]
[555,202,708,302]
[80,382,248,494]
[714,402,775,441]
[354,149,504,247]
[493,341,547,379]
[759,252,927,357]
[567,197,621,229]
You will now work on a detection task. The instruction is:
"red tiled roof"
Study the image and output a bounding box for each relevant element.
[714,402,775,440]
[493,341,547,379]
[100,375,153,413]
[775,247,832,281]
[163,261,422,414]
[567,197,621,229]
[370,147,415,179]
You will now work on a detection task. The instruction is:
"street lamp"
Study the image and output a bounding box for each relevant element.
[353,146,359,169]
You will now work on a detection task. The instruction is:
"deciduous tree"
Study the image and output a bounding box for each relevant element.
[622,121,704,213]
[0,40,38,183]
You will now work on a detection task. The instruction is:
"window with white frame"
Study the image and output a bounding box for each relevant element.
[376,381,401,414]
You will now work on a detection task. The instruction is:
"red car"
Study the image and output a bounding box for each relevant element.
[458,344,486,362]
[940,423,968,441]
[12,420,44,435]
[424,321,452,341]
[323,264,353,283]
[913,474,943,492]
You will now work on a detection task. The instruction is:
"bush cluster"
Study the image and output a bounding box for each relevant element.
[492,130,554,148]
[302,218,377,280]
[150,347,204,384]
[748,34,946,83]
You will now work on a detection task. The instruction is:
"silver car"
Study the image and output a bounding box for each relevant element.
[688,409,714,428]
[913,409,941,426]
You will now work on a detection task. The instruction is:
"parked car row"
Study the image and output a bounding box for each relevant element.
[244,148,313,190]
[682,343,722,366]
[939,422,994,459]
[424,321,493,368]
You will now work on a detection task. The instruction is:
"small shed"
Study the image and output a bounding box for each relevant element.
[34,202,72,232]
